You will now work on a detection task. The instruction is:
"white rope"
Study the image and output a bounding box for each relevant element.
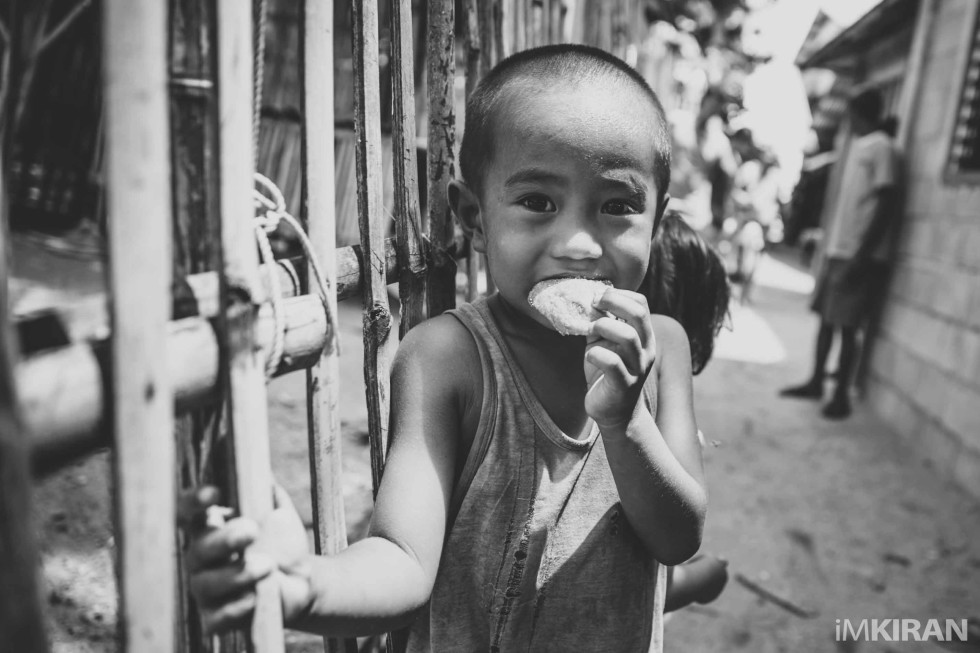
[253,172,337,378]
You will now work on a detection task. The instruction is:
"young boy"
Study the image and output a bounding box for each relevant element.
[183,45,707,652]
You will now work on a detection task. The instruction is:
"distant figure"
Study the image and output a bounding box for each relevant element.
[780,89,900,419]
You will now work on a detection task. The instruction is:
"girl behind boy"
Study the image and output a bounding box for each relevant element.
[184,45,711,652]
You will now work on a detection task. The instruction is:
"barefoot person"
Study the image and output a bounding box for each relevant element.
[781,89,899,419]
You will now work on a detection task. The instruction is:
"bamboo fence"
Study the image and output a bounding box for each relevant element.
[0,0,645,649]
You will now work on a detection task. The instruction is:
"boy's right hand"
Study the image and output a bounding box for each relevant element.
[178,485,315,634]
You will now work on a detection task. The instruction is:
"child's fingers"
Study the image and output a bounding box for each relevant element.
[200,590,258,635]
[190,552,275,607]
[585,344,635,389]
[594,290,655,350]
[186,517,259,572]
[177,485,222,532]
[590,317,645,375]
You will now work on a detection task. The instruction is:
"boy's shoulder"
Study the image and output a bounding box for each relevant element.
[395,312,482,387]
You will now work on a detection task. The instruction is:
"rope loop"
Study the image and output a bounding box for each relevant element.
[252,173,338,379]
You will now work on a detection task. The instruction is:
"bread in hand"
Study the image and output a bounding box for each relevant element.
[527,278,611,335]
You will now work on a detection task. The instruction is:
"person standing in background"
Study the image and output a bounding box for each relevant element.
[780,88,900,419]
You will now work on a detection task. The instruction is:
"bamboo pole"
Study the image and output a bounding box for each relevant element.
[550,0,562,45]
[464,0,483,303]
[479,0,496,76]
[538,0,554,45]
[501,0,514,59]
[300,2,355,652]
[514,0,526,54]
[9,244,398,365]
[215,1,284,649]
[0,154,48,651]
[167,2,222,646]
[102,1,176,651]
[351,0,393,491]
[391,0,427,337]
[23,295,331,471]
[426,0,457,317]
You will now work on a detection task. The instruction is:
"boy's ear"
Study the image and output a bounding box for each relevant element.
[448,179,487,253]
[653,192,671,235]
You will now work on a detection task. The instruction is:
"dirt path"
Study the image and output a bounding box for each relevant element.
[666,254,980,652]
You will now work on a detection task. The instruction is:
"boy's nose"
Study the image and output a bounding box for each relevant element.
[551,225,602,261]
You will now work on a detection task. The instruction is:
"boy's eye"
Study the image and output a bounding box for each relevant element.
[518,195,556,213]
[602,199,642,215]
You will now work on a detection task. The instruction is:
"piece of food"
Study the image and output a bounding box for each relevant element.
[528,278,611,335]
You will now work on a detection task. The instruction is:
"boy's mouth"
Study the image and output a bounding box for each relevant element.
[542,272,612,283]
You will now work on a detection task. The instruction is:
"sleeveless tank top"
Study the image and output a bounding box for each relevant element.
[405,297,666,653]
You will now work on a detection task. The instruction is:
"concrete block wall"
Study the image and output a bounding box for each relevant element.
[867,0,980,500]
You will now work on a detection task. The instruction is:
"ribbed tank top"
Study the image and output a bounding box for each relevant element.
[405,297,666,653]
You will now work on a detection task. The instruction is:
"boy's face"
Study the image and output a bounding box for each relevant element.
[457,78,664,329]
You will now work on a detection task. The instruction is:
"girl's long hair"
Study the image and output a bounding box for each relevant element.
[645,212,730,375]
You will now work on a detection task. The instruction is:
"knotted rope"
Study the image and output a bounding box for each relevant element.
[253,172,337,378]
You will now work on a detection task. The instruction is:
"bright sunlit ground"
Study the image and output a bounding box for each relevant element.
[713,254,815,366]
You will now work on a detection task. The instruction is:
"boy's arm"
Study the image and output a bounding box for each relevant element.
[294,315,472,636]
[184,315,471,637]
[589,300,706,566]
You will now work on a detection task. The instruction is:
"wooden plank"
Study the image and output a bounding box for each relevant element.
[351,0,393,491]
[300,2,356,652]
[102,1,176,651]
[214,1,284,650]
[391,0,427,337]
[0,154,48,652]
[426,0,458,317]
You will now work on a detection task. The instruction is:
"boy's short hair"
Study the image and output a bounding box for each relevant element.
[459,44,672,204]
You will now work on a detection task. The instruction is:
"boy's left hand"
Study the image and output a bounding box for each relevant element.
[584,288,656,430]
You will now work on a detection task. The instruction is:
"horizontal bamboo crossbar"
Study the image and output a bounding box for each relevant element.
[13,238,400,347]
[17,235,410,474]
[187,238,400,316]
[23,294,329,474]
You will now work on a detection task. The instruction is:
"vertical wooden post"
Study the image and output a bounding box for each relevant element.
[542,0,552,45]
[464,0,483,303]
[300,3,355,653]
[214,1,284,650]
[352,0,393,490]
[426,0,457,317]
[500,0,514,59]
[550,0,562,44]
[514,0,526,54]
[102,1,176,651]
[168,2,223,646]
[391,0,427,337]
[0,158,48,652]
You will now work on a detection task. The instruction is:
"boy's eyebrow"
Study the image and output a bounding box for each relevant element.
[597,169,649,197]
[503,167,568,188]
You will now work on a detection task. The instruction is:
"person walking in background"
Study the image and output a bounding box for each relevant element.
[780,88,900,419]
